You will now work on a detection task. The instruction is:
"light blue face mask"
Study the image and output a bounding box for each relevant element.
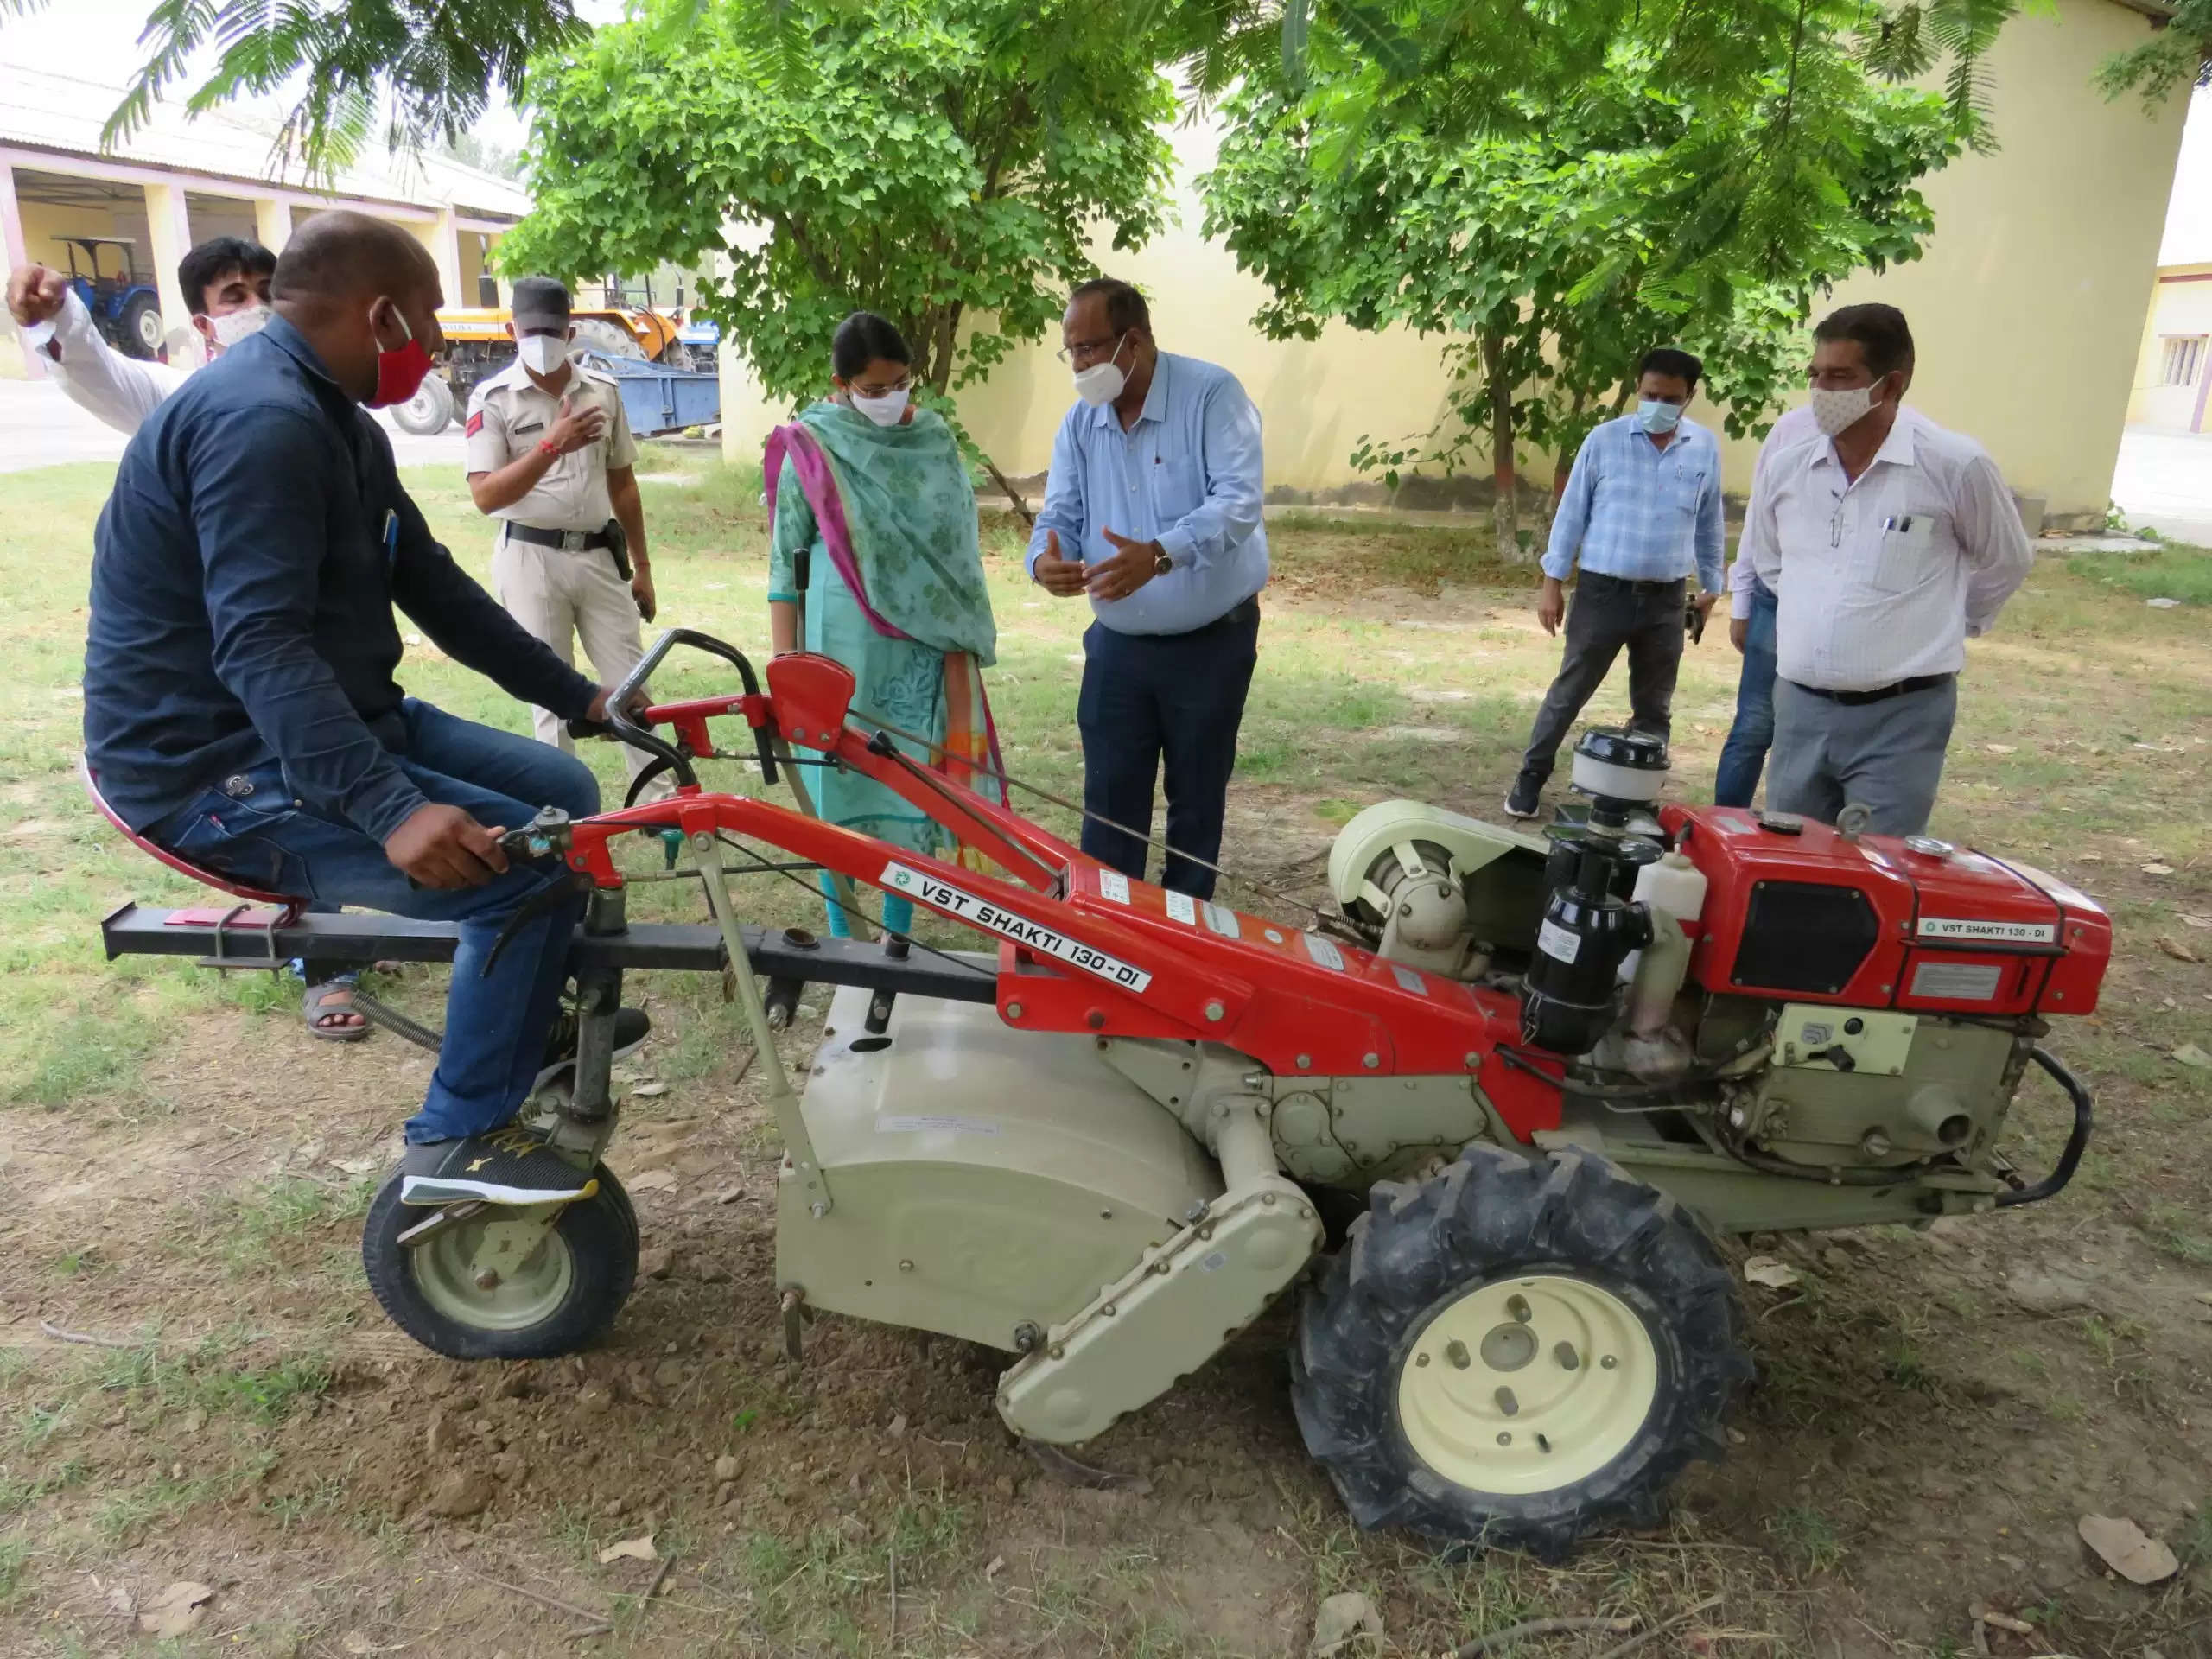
[1637,399,1683,435]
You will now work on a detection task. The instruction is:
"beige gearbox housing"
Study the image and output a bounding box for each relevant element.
[779,988,1324,1445]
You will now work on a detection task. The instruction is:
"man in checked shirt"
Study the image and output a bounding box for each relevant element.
[1745,304,2031,837]
[1505,346,1725,820]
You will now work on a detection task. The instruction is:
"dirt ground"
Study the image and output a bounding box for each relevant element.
[0,492,2208,1657]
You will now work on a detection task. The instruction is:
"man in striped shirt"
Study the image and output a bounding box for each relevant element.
[1506,347,1725,819]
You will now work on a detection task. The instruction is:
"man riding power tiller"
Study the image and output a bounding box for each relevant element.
[82,212,649,1205]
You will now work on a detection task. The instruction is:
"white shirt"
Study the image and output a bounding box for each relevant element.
[1728,404,1819,618]
[1744,405,2031,692]
[16,289,185,435]
[465,357,638,531]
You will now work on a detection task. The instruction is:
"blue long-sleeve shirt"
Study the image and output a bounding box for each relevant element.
[1540,412,1725,593]
[84,314,600,842]
[1022,352,1269,635]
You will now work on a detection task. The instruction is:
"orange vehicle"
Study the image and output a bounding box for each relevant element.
[393,279,702,435]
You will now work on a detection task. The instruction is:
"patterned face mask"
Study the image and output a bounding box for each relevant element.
[1810,384,1877,438]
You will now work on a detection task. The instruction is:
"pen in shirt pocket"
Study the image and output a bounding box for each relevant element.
[383,508,398,566]
[1881,514,1915,532]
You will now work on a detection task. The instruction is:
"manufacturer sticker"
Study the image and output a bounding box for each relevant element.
[1164,891,1197,925]
[1202,902,1241,939]
[1910,961,2003,1001]
[1537,918,1581,965]
[875,1113,1001,1137]
[1303,932,1346,971]
[1097,871,1130,906]
[881,861,1153,993]
[1390,963,1428,996]
[1917,916,2056,945]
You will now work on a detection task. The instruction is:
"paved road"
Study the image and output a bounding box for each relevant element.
[0,377,469,473]
[2109,425,2212,546]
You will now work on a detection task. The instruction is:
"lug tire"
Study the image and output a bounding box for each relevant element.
[121,293,163,359]
[1290,1144,1751,1560]
[390,372,455,435]
[361,1164,639,1360]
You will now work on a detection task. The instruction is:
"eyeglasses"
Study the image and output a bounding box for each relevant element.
[850,378,911,398]
[1056,331,1124,367]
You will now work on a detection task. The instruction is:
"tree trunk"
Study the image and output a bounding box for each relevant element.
[984,456,1035,525]
[1482,329,1521,563]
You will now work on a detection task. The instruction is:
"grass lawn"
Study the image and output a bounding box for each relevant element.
[0,453,2206,1656]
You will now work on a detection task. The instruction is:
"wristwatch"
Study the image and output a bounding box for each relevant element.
[1152,546,1173,577]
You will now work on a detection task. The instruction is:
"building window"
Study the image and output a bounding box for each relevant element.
[2160,335,2206,386]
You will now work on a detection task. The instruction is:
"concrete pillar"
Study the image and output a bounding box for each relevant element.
[143,180,200,367]
[426,208,463,309]
[254,197,292,255]
[0,156,41,380]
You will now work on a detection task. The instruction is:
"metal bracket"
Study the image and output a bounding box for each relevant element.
[691,831,831,1215]
[190,903,285,969]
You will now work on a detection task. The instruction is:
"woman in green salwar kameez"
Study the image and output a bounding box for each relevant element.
[766,312,1001,939]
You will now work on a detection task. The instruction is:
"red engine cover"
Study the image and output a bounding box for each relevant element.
[1659,806,2111,1018]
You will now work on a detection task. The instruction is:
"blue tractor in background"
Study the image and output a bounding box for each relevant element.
[60,237,165,359]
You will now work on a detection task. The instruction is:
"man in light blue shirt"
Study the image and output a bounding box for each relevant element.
[1505,346,1725,819]
[1027,278,1268,898]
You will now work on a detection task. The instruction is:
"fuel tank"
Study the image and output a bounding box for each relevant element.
[1659,806,2111,1018]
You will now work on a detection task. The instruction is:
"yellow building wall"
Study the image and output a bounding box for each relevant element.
[2125,266,2212,431]
[723,0,2183,522]
[1712,0,2185,520]
[16,198,150,272]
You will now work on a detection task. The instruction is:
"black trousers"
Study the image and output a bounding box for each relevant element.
[1521,572,1685,779]
[1076,597,1262,899]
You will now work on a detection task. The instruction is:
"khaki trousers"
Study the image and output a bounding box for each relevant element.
[489,530,655,788]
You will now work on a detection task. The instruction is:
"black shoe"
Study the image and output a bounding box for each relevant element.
[1504,771,1546,820]
[400,1123,598,1206]
[536,1006,651,1090]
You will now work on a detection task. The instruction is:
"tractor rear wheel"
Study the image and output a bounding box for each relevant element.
[121,293,163,359]
[1290,1145,1750,1559]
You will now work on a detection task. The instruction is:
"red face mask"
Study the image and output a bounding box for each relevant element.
[367,302,435,407]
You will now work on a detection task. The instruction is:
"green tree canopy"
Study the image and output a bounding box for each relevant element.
[1,0,2055,181]
[496,0,1174,461]
[1200,41,1957,557]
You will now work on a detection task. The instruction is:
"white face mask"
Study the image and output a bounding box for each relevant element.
[207,304,271,352]
[849,387,909,426]
[1809,383,1878,439]
[1071,334,1129,407]
[518,333,570,376]
[1637,398,1682,435]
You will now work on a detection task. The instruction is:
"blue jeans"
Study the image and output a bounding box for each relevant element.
[1713,581,1778,809]
[1076,598,1262,899]
[154,700,601,1143]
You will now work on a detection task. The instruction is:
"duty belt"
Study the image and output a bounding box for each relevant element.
[503,522,614,552]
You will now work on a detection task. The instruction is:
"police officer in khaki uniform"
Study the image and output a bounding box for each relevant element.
[466,275,661,793]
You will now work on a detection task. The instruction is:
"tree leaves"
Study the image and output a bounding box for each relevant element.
[500,0,1173,440]
[99,0,590,181]
[1199,41,1958,516]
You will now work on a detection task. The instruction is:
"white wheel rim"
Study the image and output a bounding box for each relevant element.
[137,308,162,349]
[410,1221,575,1332]
[1396,1273,1659,1496]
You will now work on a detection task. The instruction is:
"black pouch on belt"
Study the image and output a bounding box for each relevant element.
[602,517,632,582]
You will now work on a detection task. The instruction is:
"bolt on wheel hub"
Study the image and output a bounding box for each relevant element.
[412,1223,574,1332]
[1397,1274,1658,1495]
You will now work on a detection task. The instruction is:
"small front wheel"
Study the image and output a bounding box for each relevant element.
[361,1166,639,1360]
